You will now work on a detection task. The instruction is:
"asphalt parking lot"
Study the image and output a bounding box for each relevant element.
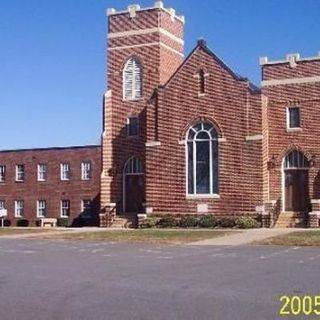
[0,239,319,320]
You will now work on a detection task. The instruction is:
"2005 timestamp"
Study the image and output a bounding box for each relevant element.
[279,295,320,317]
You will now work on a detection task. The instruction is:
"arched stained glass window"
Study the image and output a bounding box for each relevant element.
[187,122,219,195]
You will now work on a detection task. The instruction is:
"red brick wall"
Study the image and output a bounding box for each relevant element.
[262,59,320,211]
[0,146,101,226]
[101,7,184,213]
[145,45,263,216]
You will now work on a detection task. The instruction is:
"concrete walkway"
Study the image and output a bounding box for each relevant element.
[189,228,304,246]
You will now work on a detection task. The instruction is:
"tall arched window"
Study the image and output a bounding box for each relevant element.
[187,122,219,195]
[123,58,142,101]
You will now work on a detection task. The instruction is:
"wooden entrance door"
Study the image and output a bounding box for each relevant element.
[125,175,144,213]
[285,170,309,212]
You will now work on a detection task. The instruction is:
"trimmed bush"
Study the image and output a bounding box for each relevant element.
[57,218,70,227]
[139,217,157,229]
[16,219,29,227]
[198,215,217,228]
[180,216,198,228]
[218,217,236,228]
[235,216,259,229]
[157,216,178,228]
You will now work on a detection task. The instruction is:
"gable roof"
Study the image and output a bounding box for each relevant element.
[160,39,260,93]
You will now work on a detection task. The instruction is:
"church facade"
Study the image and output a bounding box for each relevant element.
[100,1,320,228]
[1,1,320,228]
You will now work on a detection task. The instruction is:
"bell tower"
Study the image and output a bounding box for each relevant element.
[100,2,185,225]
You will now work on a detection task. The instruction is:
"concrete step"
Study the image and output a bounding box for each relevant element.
[274,212,307,228]
[111,215,138,229]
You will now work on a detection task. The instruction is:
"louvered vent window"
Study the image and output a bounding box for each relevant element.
[123,58,142,100]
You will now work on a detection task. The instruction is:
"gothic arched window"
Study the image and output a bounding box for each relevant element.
[123,57,142,101]
[187,122,219,195]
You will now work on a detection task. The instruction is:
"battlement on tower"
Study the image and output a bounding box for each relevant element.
[260,52,320,66]
[107,1,185,24]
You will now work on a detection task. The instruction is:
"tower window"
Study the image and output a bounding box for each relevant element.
[287,107,300,129]
[127,117,139,137]
[123,58,142,101]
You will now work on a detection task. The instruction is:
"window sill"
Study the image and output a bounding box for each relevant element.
[287,127,302,133]
[186,194,220,200]
[197,93,206,97]
[122,98,143,103]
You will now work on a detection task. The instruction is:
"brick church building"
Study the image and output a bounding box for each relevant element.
[1,1,320,228]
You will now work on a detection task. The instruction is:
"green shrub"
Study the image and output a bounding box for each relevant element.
[180,216,198,228]
[235,216,259,229]
[198,215,217,228]
[139,217,157,229]
[218,217,236,228]
[157,216,178,228]
[57,218,70,227]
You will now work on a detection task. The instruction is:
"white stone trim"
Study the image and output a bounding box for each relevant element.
[245,134,263,141]
[186,194,220,200]
[106,2,185,24]
[145,141,161,147]
[262,75,320,87]
[311,199,320,204]
[104,90,112,98]
[178,140,185,145]
[260,53,320,66]
[218,138,227,142]
[108,27,184,45]
[108,42,184,57]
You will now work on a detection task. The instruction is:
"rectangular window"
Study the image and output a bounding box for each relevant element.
[81,199,91,213]
[61,200,70,217]
[16,165,25,182]
[287,107,301,129]
[37,200,47,218]
[60,163,70,181]
[15,200,24,217]
[81,162,91,180]
[37,164,47,181]
[127,117,139,137]
[0,200,5,210]
[0,165,5,182]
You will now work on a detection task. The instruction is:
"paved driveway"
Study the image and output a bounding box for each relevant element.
[0,239,319,320]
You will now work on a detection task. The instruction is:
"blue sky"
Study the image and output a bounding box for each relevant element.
[1,0,319,150]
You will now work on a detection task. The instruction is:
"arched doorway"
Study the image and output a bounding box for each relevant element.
[123,157,144,214]
[283,150,310,212]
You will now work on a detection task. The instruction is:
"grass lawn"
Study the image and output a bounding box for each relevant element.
[256,231,320,246]
[45,229,237,244]
[0,228,53,236]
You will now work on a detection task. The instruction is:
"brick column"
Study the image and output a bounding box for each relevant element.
[309,200,320,228]
[100,90,116,227]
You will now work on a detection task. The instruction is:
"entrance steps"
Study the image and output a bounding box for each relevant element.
[274,212,307,228]
[110,215,138,229]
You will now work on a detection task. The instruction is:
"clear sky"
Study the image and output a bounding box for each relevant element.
[1,0,319,150]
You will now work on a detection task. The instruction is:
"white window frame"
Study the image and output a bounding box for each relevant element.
[81,162,91,181]
[0,200,5,210]
[15,164,25,182]
[81,199,91,212]
[60,163,70,181]
[15,200,24,218]
[0,165,5,182]
[60,200,70,218]
[37,200,47,218]
[286,106,301,130]
[37,164,47,181]
[123,57,142,101]
[186,122,220,199]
